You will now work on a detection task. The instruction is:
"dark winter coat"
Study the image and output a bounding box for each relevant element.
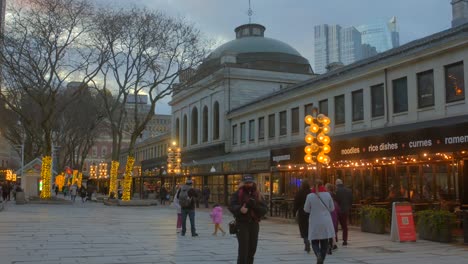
[293,188,310,239]
[229,187,267,223]
[336,184,353,213]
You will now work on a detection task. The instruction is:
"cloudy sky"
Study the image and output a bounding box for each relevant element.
[99,0,452,114]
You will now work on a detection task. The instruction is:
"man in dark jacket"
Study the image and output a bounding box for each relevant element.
[335,179,353,246]
[176,179,198,237]
[229,174,267,264]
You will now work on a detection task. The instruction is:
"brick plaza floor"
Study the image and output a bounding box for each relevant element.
[0,201,467,264]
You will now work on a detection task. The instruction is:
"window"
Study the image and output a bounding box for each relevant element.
[191,107,198,145]
[445,61,465,103]
[101,146,107,158]
[240,122,246,143]
[279,111,287,136]
[371,84,384,117]
[393,77,408,113]
[92,146,97,158]
[213,102,220,140]
[175,118,180,144]
[304,103,314,117]
[232,125,238,145]
[319,99,328,115]
[183,115,187,147]
[258,117,265,140]
[352,89,364,121]
[291,107,299,134]
[268,114,275,138]
[417,70,434,108]
[334,95,345,125]
[249,119,255,142]
[202,106,208,142]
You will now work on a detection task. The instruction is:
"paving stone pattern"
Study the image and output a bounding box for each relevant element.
[0,202,467,264]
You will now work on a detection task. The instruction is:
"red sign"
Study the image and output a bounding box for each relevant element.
[395,204,416,242]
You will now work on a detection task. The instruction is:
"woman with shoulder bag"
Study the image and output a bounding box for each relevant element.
[304,180,335,264]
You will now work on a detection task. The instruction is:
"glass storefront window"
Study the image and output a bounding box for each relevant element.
[409,166,421,201]
[363,168,373,202]
[435,164,449,200]
[353,169,362,202]
[422,164,433,200]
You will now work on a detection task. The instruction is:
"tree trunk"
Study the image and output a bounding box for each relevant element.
[121,156,135,201]
[108,160,120,197]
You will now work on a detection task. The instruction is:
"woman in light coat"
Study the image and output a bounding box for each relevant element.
[304,180,335,264]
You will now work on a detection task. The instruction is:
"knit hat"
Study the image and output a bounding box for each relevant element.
[242,174,255,183]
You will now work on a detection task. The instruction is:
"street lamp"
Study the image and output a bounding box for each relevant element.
[304,108,332,166]
[99,162,108,179]
[167,141,181,191]
[89,163,97,179]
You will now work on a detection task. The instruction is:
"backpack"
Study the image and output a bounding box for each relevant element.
[178,185,192,208]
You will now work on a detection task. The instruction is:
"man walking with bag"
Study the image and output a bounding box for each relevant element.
[229,174,267,264]
[176,179,198,237]
[335,179,353,246]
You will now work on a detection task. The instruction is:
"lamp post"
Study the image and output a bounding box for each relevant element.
[99,162,108,179]
[16,120,25,189]
[167,141,181,193]
[89,163,97,179]
[304,108,332,180]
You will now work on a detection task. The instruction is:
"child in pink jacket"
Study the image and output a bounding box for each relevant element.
[210,204,226,236]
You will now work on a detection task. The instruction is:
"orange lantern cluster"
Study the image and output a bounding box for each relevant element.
[304,113,332,165]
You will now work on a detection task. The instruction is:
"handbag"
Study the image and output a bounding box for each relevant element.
[229,220,237,234]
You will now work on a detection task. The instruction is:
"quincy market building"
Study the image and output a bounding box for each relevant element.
[164,22,468,213]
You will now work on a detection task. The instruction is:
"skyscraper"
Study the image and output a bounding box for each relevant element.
[314,24,342,74]
[340,27,362,66]
[357,17,400,53]
[314,24,364,74]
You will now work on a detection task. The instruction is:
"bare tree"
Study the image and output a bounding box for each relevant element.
[92,7,208,200]
[54,84,105,174]
[0,0,107,198]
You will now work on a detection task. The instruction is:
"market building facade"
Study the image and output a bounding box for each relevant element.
[137,22,468,214]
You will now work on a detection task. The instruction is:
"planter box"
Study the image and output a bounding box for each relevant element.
[15,192,26,205]
[418,225,453,243]
[361,213,386,234]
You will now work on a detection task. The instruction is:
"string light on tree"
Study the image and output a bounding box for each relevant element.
[304,108,332,165]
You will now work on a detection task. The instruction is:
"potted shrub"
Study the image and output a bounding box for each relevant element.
[15,186,26,205]
[360,205,390,234]
[416,209,456,243]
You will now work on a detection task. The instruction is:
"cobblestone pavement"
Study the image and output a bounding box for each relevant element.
[0,201,467,264]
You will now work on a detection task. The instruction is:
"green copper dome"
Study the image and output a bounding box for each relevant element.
[200,24,312,74]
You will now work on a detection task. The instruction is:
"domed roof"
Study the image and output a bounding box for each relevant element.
[199,24,312,75]
[208,36,303,59]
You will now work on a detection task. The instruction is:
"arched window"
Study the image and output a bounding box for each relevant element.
[213,101,220,140]
[191,107,198,145]
[202,106,208,142]
[175,118,180,144]
[183,115,188,147]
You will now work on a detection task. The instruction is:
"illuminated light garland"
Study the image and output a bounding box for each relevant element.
[304,110,332,165]
[108,161,119,197]
[40,156,52,199]
[77,172,83,188]
[55,174,65,191]
[72,170,78,185]
[122,156,135,201]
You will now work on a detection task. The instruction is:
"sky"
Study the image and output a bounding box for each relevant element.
[99,0,453,114]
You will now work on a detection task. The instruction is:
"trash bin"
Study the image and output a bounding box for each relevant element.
[464,211,468,244]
